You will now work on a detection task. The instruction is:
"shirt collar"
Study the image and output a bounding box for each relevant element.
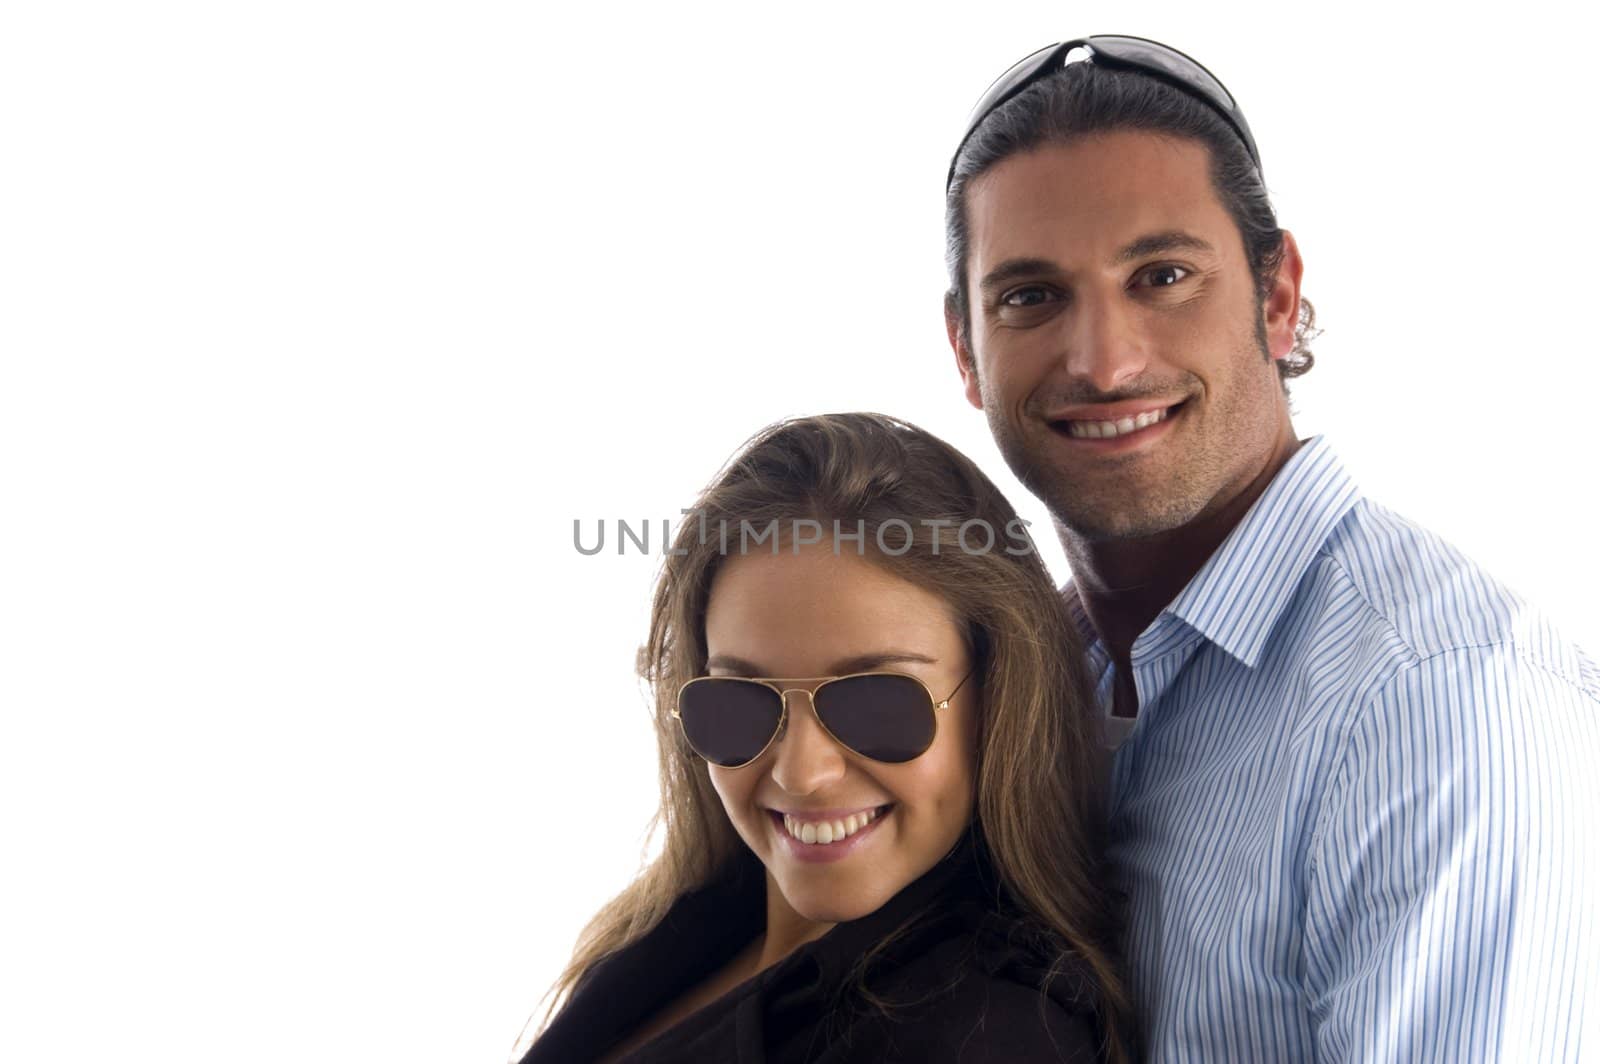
[598,834,987,998]
[800,835,988,991]
[1163,435,1360,668]
[1060,437,1360,670]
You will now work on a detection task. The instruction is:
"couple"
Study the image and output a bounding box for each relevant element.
[519,36,1598,1063]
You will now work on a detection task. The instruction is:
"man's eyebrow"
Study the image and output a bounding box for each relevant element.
[978,257,1060,294]
[704,651,939,677]
[977,234,1213,294]
[1115,230,1215,264]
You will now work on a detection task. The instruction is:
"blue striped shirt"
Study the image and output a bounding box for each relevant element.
[1070,436,1600,1062]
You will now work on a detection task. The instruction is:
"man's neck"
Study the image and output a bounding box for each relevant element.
[1063,432,1304,669]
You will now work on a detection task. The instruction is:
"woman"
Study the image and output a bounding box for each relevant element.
[514,413,1134,1063]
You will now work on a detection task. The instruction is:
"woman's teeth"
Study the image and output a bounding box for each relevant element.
[1066,407,1170,439]
[781,806,884,845]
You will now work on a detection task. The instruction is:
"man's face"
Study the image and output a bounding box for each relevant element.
[950,131,1298,542]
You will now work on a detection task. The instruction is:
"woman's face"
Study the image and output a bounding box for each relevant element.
[702,544,979,925]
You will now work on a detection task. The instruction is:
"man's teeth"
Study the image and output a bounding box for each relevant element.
[1066,407,1170,439]
[782,807,883,845]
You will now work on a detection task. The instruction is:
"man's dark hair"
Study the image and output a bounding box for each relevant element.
[945,60,1316,382]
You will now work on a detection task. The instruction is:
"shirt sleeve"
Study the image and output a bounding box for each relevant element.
[1302,640,1600,1062]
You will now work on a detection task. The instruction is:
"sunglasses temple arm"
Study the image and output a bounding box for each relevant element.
[939,666,977,708]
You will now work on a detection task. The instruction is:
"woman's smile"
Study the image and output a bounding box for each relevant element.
[769,804,893,863]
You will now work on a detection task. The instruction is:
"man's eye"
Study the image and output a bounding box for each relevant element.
[1000,286,1056,308]
[1135,265,1190,288]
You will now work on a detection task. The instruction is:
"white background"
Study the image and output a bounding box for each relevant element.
[4,2,1596,1061]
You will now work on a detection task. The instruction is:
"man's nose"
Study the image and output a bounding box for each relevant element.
[1058,288,1149,392]
[768,690,847,796]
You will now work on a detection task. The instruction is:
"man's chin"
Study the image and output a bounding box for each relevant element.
[1045,489,1205,544]
[1059,512,1188,544]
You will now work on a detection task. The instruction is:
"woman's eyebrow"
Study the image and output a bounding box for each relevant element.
[827,651,939,674]
[704,651,939,676]
[704,654,764,676]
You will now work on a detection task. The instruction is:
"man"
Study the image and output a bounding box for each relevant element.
[944,36,1598,1061]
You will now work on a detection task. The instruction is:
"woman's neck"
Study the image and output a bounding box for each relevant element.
[753,871,835,973]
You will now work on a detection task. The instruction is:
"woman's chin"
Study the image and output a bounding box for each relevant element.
[781,891,880,926]
[770,870,903,926]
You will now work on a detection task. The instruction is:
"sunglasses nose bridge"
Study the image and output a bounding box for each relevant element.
[765,684,851,795]
[772,686,820,742]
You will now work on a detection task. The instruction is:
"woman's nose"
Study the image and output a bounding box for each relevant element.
[767,690,847,796]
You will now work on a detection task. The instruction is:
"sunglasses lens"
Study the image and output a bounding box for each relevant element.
[965,41,1064,131]
[814,674,937,763]
[678,679,783,767]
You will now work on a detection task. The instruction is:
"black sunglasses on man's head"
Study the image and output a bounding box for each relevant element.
[946,35,1262,189]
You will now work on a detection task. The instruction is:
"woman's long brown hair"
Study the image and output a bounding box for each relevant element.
[523,413,1133,1062]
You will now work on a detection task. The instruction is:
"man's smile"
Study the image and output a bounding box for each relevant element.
[1045,399,1189,449]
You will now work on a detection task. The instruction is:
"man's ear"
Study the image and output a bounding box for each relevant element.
[945,293,984,411]
[1263,230,1305,362]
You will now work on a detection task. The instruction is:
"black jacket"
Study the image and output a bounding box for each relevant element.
[520,842,1106,1063]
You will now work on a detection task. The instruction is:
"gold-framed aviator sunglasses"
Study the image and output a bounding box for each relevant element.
[672,668,975,769]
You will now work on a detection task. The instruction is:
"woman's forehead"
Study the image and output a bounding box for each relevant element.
[703,548,965,674]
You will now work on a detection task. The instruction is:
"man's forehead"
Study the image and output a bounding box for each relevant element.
[965,131,1234,268]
